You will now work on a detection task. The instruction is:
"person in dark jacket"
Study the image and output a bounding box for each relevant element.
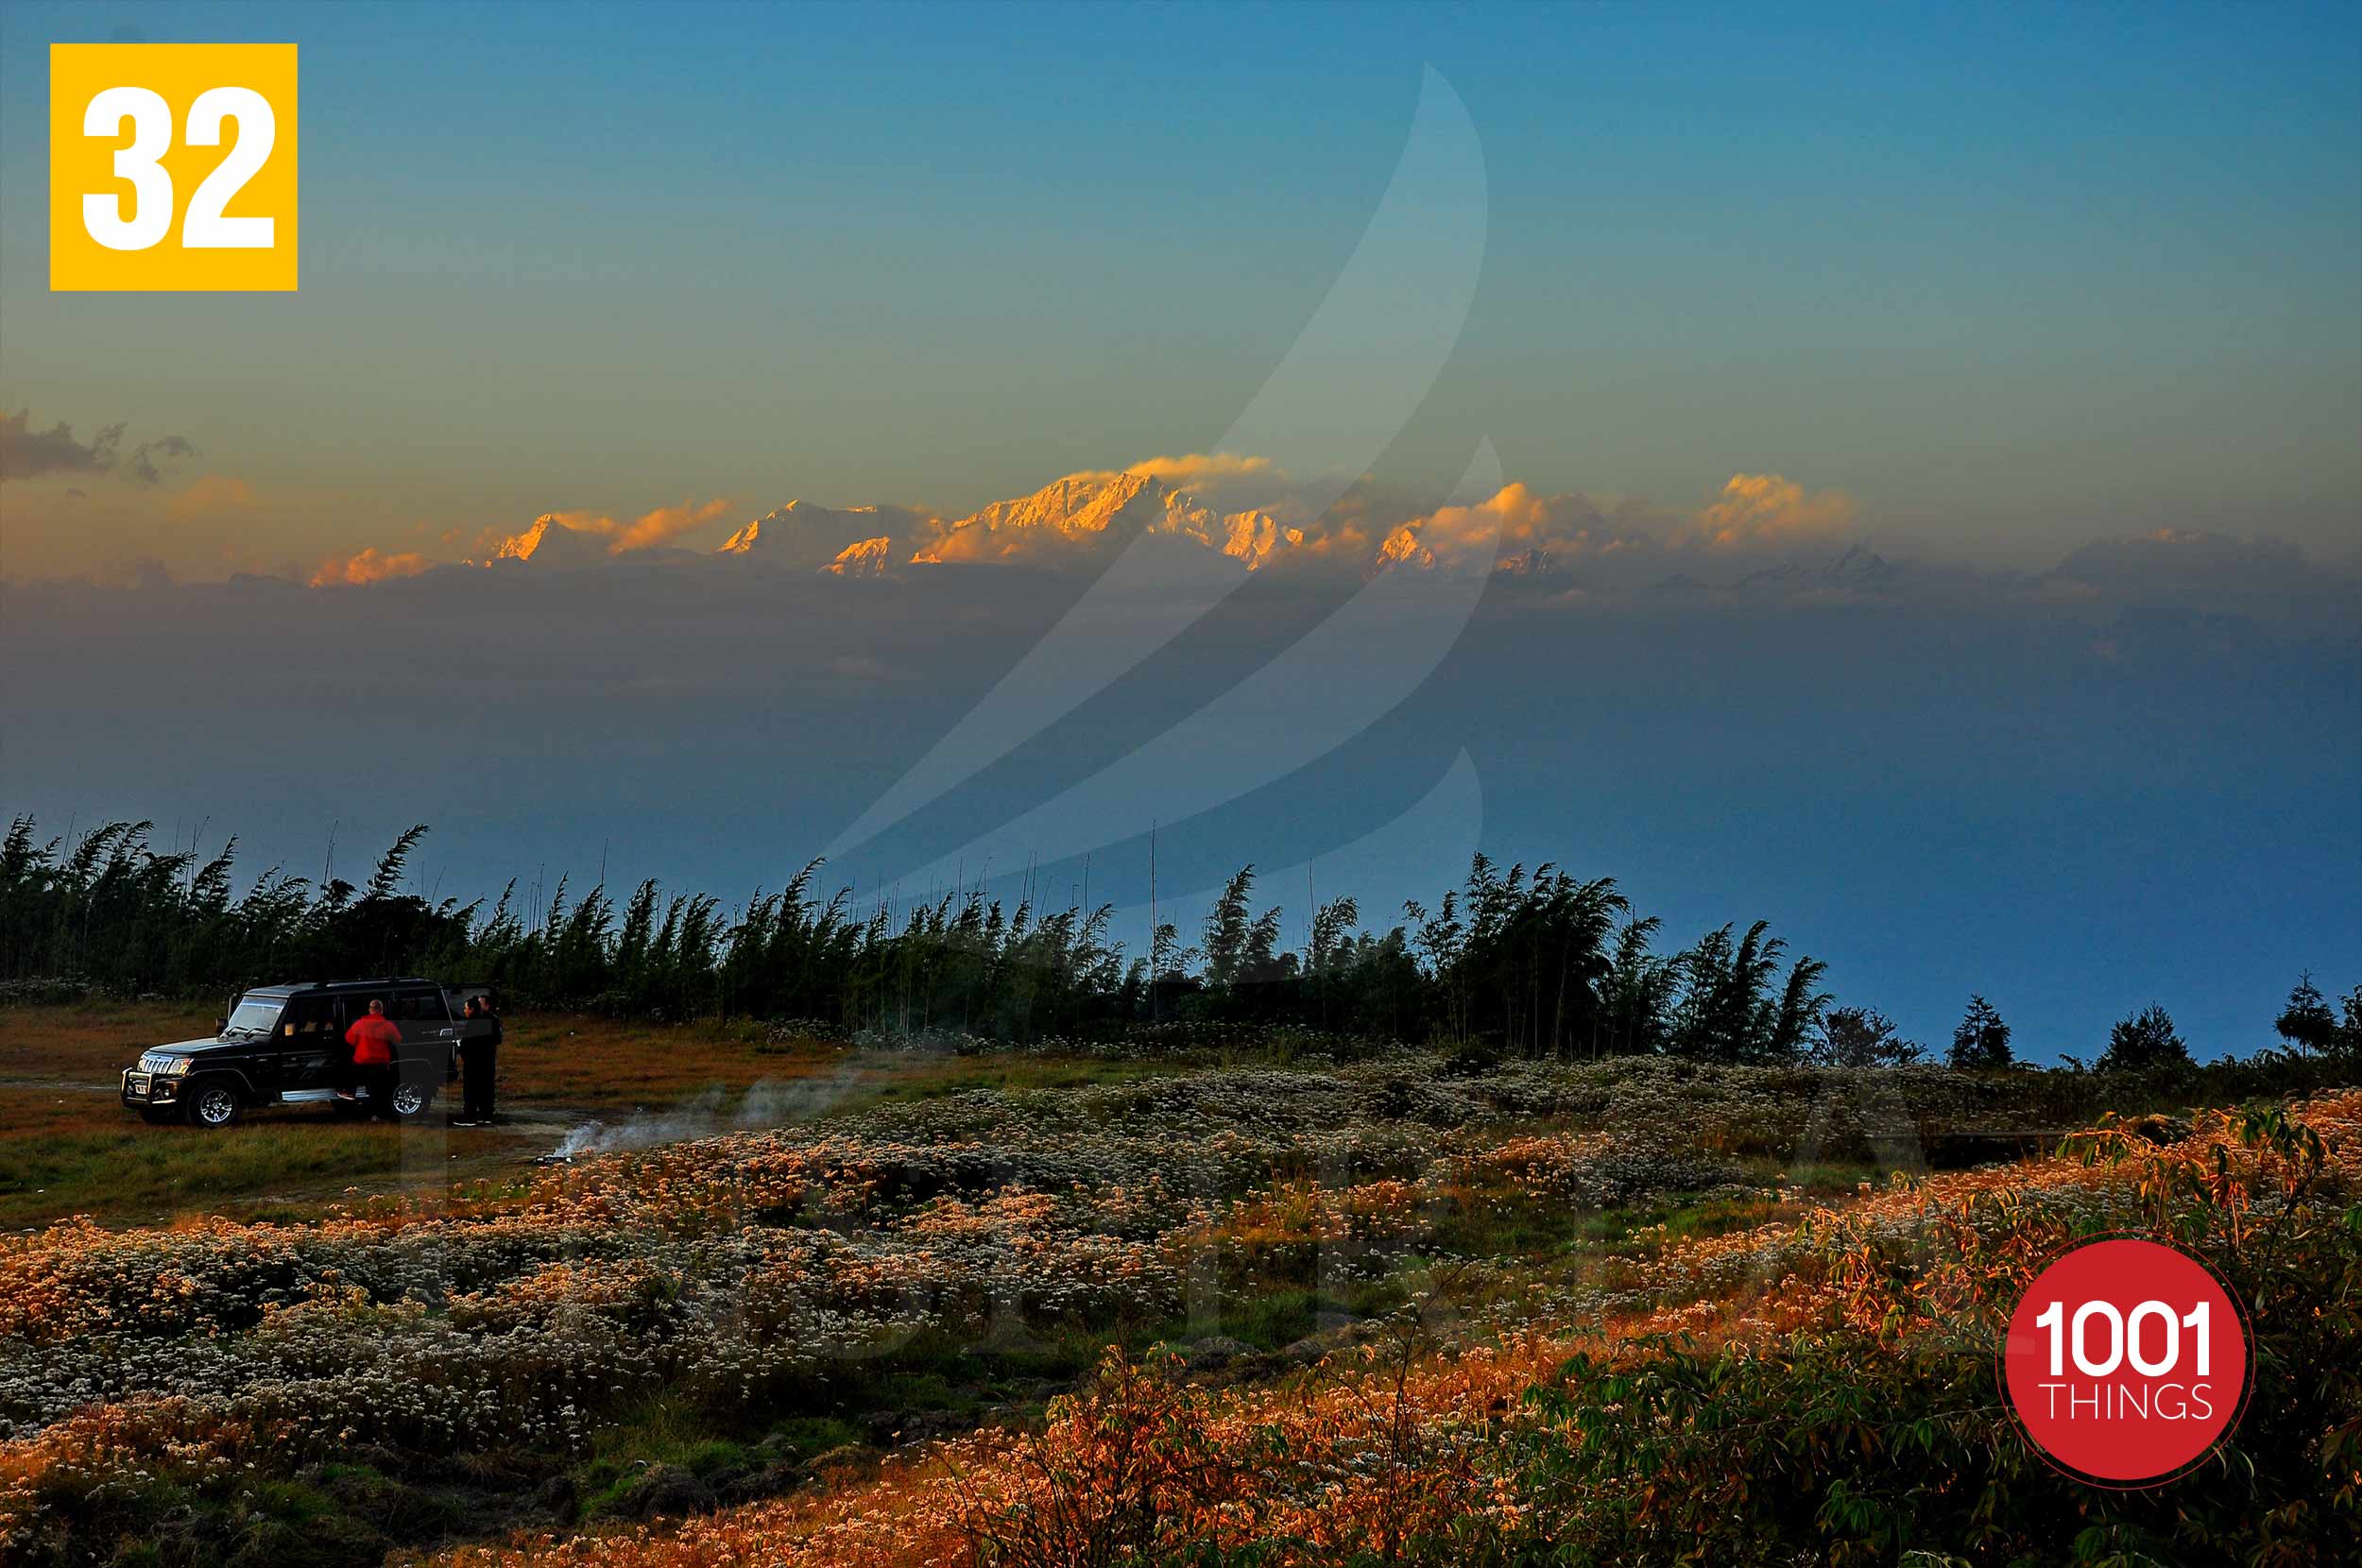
[460,996,501,1124]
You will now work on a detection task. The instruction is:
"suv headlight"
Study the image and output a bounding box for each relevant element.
[160,1057,194,1076]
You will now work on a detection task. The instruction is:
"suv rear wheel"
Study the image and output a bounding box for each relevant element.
[187,1079,242,1129]
[385,1077,435,1122]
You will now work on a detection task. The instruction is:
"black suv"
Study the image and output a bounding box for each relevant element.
[121,978,482,1128]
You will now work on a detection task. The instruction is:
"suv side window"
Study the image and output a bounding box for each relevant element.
[392,991,449,1026]
[283,997,336,1039]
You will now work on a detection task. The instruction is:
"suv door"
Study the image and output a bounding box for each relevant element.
[273,994,342,1099]
[391,988,456,1074]
[218,998,286,1100]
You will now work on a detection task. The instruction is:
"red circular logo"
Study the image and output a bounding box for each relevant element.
[2001,1238,2248,1484]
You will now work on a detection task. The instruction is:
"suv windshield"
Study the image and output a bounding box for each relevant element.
[221,997,286,1038]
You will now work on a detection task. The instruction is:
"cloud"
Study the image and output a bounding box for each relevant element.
[311,547,434,588]
[1034,453,1276,490]
[2028,528,2359,628]
[1370,483,1678,575]
[611,497,735,554]
[1122,453,1275,483]
[120,435,197,486]
[2049,529,2312,591]
[1376,472,1856,578]
[2,410,124,480]
[1378,483,1625,570]
[166,475,258,520]
[1693,472,1856,549]
[1,409,197,486]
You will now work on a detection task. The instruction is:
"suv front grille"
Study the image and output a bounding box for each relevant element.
[138,1052,178,1074]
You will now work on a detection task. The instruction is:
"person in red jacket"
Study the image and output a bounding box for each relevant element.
[344,998,402,1115]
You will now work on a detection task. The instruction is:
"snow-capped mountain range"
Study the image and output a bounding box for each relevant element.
[470,468,1326,578]
[441,460,2273,622]
[426,454,1921,594]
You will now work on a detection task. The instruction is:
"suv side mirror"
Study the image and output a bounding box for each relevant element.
[214,1017,227,1034]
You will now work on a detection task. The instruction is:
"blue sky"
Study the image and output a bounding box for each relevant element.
[4,1,2358,575]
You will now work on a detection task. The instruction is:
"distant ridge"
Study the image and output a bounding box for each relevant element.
[1735,544,1901,595]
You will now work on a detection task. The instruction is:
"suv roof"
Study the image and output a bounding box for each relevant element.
[241,977,442,997]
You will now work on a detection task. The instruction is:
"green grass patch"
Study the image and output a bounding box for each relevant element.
[769,1414,864,1456]
[1769,1159,1885,1194]
[0,1120,419,1230]
[1215,1283,1409,1351]
[854,1054,1182,1106]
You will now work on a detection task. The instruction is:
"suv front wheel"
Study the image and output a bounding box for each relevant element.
[186,1079,242,1129]
[385,1077,436,1122]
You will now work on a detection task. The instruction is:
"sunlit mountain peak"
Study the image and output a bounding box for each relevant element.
[908,469,1304,570]
[822,537,896,576]
[911,469,1174,563]
[715,501,933,570]
[471,513,612,568]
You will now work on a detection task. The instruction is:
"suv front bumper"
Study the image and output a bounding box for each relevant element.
[121,1068,181,1108]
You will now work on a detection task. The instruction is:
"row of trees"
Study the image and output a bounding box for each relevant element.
[4,815,2354,1066]
[1809,981,2362,1075]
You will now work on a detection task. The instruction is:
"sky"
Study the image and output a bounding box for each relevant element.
[3,1,2359,579]
[1,2,2358,1061]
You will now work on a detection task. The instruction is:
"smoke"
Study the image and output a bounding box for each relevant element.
[735,1066,866,1127]
[543,1064,869,1160]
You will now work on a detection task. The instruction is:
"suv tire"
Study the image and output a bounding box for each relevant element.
[385,1077,436,1122]
[186,1079,242,1129]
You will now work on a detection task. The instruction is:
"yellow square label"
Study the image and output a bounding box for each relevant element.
[50,43,299,292]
